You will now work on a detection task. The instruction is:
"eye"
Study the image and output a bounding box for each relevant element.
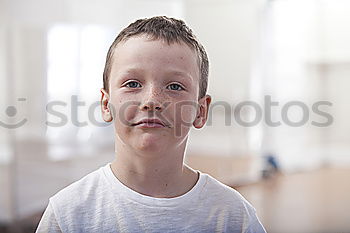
[167,83,184,91]
[125,81,142,88]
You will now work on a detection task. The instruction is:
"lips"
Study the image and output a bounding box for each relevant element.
[132,118,166,128]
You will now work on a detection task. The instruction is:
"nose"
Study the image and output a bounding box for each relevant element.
[140,86,163,111]
[141,102,162,111]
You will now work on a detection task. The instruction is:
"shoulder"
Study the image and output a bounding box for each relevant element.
[198,173,266,232]
[49,165,109,215]
[201,173,252,205]
[45,164,116,232]
[53,166,105,198]
[199,172,258,220]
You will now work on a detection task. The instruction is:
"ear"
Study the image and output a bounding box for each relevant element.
[193,94,211,129]
[100,88,113,122]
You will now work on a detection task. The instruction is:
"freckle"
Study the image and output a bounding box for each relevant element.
[165,183,168,187]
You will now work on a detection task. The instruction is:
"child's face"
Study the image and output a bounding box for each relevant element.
[101,35,210,154]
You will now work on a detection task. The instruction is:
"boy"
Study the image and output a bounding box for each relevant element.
[36,16,266,233]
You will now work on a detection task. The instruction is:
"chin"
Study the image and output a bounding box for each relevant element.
[135,133,168,152]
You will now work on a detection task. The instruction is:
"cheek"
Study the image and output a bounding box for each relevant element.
[117,102,138,126]
[168,102,197,138]
[109,95,139,127]
[173,102,197,128]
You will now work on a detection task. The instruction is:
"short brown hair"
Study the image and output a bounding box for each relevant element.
[102,16,209,99]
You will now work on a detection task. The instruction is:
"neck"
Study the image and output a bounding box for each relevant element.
[110,138,198,198]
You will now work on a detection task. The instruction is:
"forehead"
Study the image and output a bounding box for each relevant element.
[110,36,200,82]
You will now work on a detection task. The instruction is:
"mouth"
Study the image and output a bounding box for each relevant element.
[131,118,167,128]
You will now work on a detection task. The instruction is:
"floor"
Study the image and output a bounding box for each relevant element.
[236,166,350,233]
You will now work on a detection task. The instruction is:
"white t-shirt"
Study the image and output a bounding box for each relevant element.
[36,163,266,233]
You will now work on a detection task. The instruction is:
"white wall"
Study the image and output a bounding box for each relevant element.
[257,0,350,171]
[185,0,262,156]
[0,3,14,222]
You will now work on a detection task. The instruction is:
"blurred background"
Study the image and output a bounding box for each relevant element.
[1,0,350,232]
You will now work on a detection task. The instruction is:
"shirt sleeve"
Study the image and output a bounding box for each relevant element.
[36,201,63,233]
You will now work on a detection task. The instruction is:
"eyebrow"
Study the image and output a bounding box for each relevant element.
[119,68,143,76]
[117,68,194,84]
[166,70,194,82]
[114,68,144,85]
